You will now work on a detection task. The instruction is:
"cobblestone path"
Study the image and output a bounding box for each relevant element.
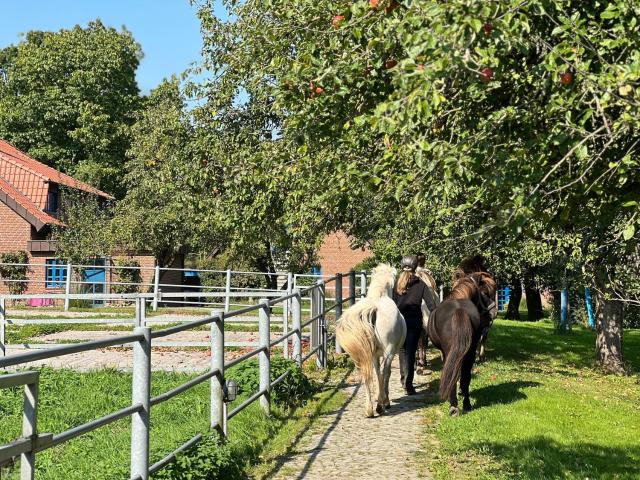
[270,359,431,479]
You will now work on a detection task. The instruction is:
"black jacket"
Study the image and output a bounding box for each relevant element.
[393,275,439,327]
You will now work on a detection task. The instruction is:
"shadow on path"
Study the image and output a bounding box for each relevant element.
[264,367,356,479]
[291,382,360,480]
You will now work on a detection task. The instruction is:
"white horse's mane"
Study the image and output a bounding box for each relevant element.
[367,263,396,299]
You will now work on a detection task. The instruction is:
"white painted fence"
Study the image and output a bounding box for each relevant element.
[0,262,368,313]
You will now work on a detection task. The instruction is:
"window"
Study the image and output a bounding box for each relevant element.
[45,259,67,288]
[45,191,59,213]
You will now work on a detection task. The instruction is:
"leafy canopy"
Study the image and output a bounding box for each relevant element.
[0,20,142,197]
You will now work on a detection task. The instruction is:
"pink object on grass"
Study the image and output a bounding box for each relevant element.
[27,298,55,307]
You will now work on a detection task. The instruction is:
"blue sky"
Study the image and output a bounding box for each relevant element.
[0,0,227,93]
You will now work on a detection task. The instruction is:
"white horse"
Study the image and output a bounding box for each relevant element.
[336,264,406,417]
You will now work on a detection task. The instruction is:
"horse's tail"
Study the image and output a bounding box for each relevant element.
[439,308,473,401]
[336,301,378,386]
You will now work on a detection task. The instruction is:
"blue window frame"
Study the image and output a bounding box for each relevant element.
[45,259,67,288]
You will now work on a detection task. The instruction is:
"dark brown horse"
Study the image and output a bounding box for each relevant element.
[427,270,497,416]
[453,255,494,362]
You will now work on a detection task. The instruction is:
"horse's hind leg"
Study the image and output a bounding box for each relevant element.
[399,345,407,386]
[374,357,386,415]
[381,351,394,409]
[416,332,425,374]
[363,371,375,418]
[460,350,476,412]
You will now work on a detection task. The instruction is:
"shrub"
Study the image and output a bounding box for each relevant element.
[150,430,242,480]
[112,259,142,294]
[227,357,314,410]
[197,253,265,291]
[155,358,314,479]
[0,252,29,295]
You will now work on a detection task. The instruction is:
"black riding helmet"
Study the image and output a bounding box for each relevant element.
[401,255,418,272]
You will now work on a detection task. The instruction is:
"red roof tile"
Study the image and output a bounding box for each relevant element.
[0,139,113,231]
[0,176,63,230]
[0,139,114,200]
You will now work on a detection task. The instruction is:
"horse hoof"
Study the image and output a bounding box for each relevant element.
[365,408,375,418]
[449,406,460,417]
[463,403,473,412]
[384,402,391,409]
[376,404,385,415]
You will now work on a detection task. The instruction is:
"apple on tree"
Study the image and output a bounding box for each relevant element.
[480,67,494,83]
[332,15,345,28]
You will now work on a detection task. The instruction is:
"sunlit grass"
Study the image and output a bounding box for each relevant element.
[421,319,640,479]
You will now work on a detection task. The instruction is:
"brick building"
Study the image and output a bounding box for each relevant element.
[0,139,181,302]
[317,231,372,295]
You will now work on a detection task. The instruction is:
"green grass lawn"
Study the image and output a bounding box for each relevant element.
[421,319,640,479]
[0,362,349,479]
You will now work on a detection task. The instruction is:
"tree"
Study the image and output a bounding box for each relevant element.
[0,21,142,197]
[53,189,114,264]
[193,0,640,373]
[111,78,204,267]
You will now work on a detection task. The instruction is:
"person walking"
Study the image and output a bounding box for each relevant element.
[393,255,439,395]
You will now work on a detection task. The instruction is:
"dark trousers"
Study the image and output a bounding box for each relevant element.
[403,320,422,389]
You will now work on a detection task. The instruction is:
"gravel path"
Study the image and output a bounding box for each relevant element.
[270,359,431,479]
[4,346,218,372]
[31,330,274,343]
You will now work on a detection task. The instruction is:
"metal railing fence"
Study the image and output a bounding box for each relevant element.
[0,271,363,480]
[0,262,368,313]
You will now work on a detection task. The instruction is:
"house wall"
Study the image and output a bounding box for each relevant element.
[0,200,31,255]
[318,231,372,297]
[0,202,53,295]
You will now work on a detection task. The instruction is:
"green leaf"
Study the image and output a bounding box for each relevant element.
[622,224,635,241]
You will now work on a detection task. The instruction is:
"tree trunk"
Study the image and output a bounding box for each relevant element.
[504,278,522,320]
[524,274,544,321]
[593,282,626,375]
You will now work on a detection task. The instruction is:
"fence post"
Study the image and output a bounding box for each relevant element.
[317,280,327,369]
[224,269,232,313]
[283,272,292,359]
[152,265,160,311]
[292,289,302,367]
[349,270,356,306]
[64,263,72,311]
[258,299,271,414]
[335,274,343,354]
[21,372,39,480]
[210,310,225,434]
[135,297,146,327]
[310,286,319,365]
[131,326,151,480]
[360,270,367,298]
[0,297,5,357]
